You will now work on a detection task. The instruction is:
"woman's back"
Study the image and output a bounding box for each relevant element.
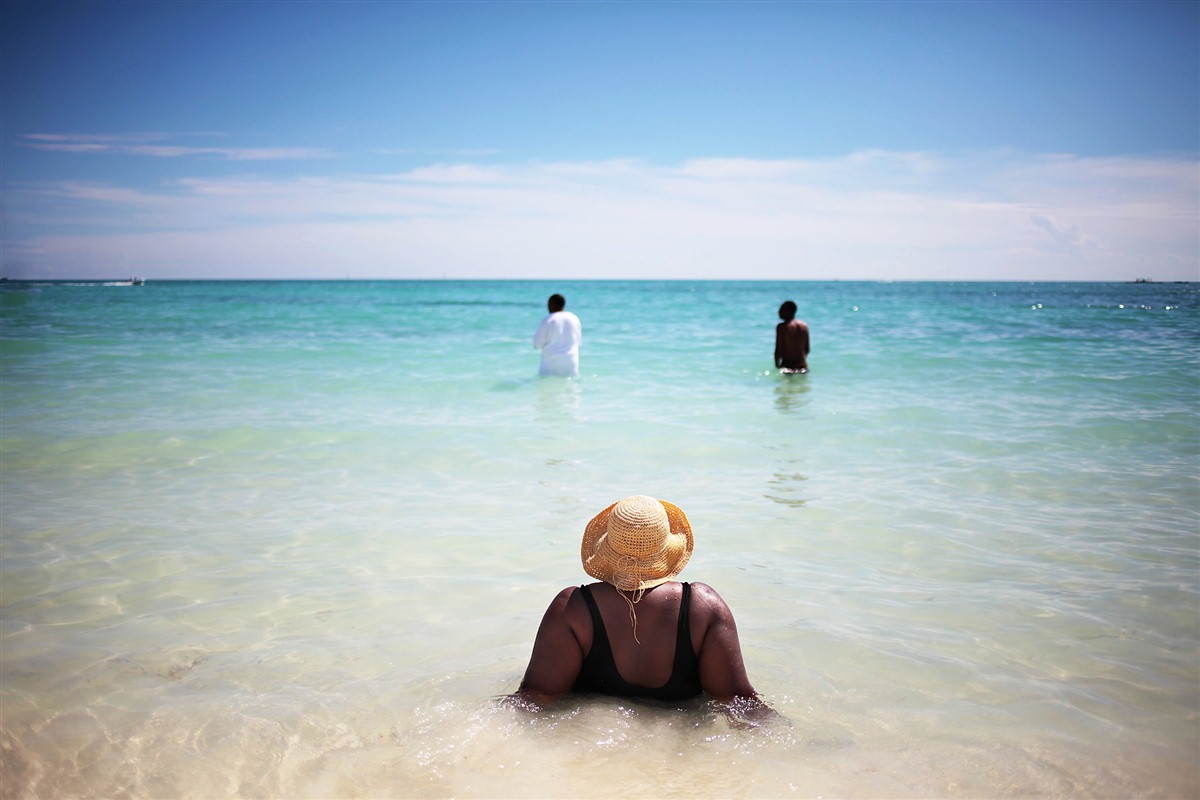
[513,496,763,708]
[584,582,690,681]
[573,581,699,698]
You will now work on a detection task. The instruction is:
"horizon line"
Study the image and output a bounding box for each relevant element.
[3,277,1191,285]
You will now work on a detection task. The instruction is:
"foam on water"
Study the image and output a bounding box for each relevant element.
[2,279,1197,797]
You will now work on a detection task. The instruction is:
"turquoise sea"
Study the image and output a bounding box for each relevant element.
[2,279,1197,798]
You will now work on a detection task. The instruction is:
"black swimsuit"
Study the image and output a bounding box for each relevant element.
[572,582,703,701]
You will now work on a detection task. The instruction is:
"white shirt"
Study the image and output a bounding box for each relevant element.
[533,310,582,377]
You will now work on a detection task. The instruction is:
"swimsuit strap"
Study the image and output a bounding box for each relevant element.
[667,581,702,696]
[677,582,692,640]
[578,584,610,651]
[674,582,696,664]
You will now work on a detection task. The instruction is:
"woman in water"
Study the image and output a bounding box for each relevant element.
[514,495,769,715]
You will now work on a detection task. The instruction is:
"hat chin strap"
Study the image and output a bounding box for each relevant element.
[612,556,648,644]
[612,555,642,591]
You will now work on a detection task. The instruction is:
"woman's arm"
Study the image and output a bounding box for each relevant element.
[691,582,779,725]
[692,582,758,700]
[514,587,586,707]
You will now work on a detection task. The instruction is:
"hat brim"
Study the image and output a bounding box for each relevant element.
[580,498,693,590]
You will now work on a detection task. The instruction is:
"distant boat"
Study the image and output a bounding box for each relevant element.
[131,277,145,285]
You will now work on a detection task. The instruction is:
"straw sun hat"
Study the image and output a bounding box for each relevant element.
[581,495,694,592]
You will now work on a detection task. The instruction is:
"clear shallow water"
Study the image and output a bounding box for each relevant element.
[1,279,1197,798]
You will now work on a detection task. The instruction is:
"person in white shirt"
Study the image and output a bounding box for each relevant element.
[533,294,582,377]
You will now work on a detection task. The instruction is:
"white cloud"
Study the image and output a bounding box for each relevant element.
[19,133,333,161]
[401,164,506,184]
[2,151,1196,281]
[1029,214,1100,254]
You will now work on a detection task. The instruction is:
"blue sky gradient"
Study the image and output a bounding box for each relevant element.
[2,0,1197,280]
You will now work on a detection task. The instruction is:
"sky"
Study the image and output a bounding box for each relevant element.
[1,0,1197,281]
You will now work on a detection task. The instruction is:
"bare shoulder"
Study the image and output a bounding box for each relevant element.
[542,585,594,629]
[548,585,578,609]
[543,585,588,619]
[688,581,735,618]
[689,581,728,600]
[688,581,722,599]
